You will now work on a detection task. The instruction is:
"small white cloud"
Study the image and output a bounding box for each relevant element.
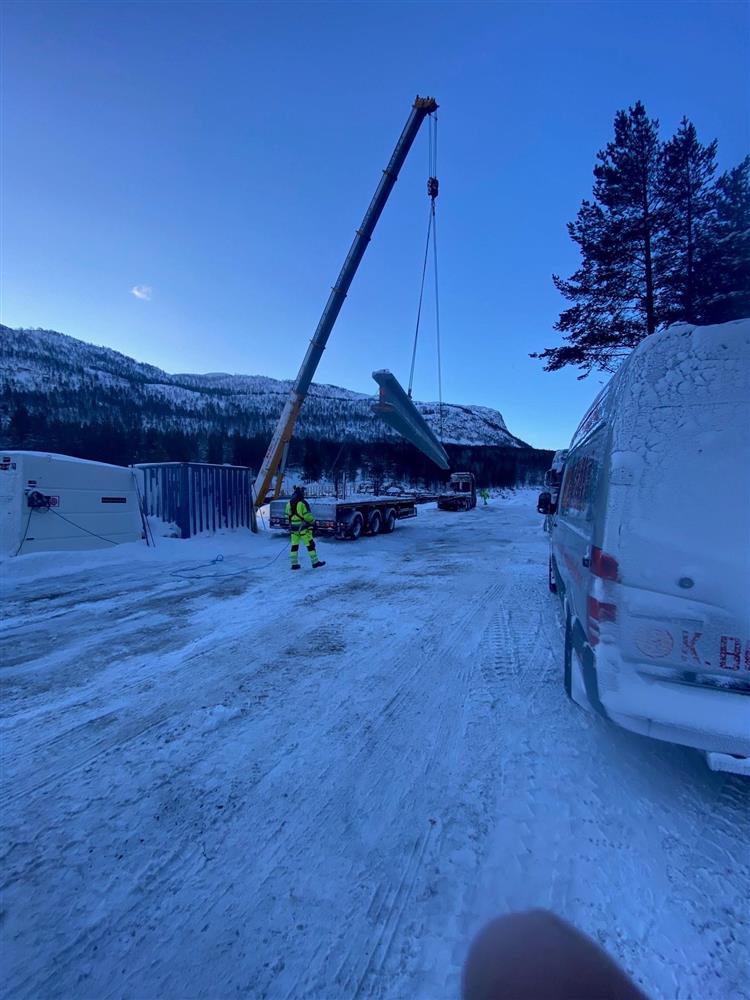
[131,285,153,301]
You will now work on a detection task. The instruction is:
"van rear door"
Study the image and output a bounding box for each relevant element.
[605,320,750,686]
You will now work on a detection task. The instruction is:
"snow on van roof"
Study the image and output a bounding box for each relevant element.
[569,318,750,449]
[616,317,750,414]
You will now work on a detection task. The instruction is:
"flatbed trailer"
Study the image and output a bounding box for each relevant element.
[269,495,417,541]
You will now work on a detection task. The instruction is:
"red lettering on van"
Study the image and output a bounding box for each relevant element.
[719,636,742,671]
[681,631,702,664]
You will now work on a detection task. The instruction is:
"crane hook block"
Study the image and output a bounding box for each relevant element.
[427,177,439,200]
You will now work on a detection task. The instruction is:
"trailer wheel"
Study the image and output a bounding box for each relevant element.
[382,508,397,533]
[368,510,382,535]
[348,512,364,540]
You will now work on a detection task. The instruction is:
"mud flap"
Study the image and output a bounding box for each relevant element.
[571,617,609,720]
[705,752,750,776]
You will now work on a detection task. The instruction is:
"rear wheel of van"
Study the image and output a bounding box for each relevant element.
[563,608,574,700]
[548,556,557,594]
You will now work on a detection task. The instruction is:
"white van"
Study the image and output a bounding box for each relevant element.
[538,319,750,775]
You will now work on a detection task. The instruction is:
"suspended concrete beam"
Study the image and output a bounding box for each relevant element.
[372,369,450,470]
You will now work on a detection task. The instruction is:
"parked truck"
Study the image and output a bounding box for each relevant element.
[269,494,417,540]
[437,472,477,511]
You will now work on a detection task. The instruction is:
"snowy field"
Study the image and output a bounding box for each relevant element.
[1,492,748,1000]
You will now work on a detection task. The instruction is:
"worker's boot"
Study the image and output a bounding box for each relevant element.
[291,564,301,571]
[312,561,326,569]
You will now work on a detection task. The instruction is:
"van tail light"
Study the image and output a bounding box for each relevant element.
[591,546,619,581]
[587,595,617,647]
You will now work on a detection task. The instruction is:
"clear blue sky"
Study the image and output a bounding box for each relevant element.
[2,1,748,449]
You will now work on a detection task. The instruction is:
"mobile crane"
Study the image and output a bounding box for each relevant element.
[253,96,438,508]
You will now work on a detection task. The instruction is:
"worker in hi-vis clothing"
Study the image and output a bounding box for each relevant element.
[285,486,326,571]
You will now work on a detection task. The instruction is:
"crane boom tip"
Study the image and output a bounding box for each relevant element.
[414,96,438,113]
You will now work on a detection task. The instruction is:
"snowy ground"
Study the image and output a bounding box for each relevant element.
[1,492,748,1000]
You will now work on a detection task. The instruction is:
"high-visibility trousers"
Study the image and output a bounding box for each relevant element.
[290,525,319,566]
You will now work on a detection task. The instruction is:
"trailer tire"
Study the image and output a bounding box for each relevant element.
[348,512,364,540]
[382,508,397,533]
[368,510,382,535]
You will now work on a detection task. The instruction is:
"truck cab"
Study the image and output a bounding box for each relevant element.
[437,472,477,511]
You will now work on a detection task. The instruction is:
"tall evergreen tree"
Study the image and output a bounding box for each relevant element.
[535,104,749,376]
[657,118,718,324]
[207,432,224,465]
[593,101,662,336]
[9,404,31,445]
[533,102,663,375]
[695,156,750,323]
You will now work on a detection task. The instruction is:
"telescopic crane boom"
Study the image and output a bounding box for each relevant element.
[253,96,438,507]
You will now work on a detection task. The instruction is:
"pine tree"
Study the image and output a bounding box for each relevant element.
[9,404,31,445]
[207,432,224,465]
[695,157,750,323]
[593,101,662,336]
[540,201,643,374]
[535,104,748,376]
[657,118,718,324]
[532,102,663,375]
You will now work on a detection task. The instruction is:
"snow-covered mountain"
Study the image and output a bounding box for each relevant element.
[0,325,527,448]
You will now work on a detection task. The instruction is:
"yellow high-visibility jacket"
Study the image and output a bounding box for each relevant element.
[285,498,315,531]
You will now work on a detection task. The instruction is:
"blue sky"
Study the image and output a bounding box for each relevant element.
[2,1,748,449]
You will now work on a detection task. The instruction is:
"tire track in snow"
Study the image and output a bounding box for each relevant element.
[411,572,563,998]
[328,584,506,1000]
[9,582,494,1000]
[349,821,439,1000]
[243,584,505,1000]
[1,572,313,810]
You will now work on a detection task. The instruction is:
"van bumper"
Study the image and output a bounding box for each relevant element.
[597,652,750,758]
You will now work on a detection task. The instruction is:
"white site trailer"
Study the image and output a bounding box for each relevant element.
[0,451,144,556]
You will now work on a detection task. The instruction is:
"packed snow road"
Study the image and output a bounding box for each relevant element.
[1,493,748,1000]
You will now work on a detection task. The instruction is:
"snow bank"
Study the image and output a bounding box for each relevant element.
[0,526,264,587]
